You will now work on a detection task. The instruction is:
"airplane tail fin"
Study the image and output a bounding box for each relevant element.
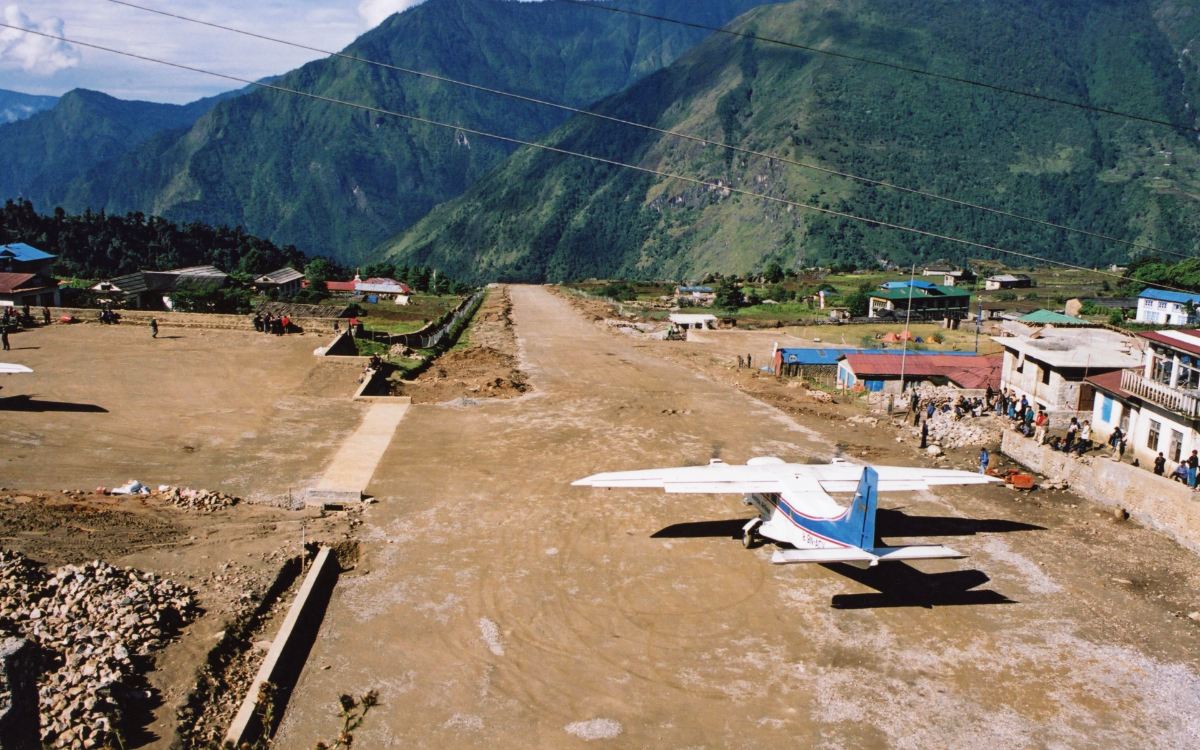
[848,466,878,550]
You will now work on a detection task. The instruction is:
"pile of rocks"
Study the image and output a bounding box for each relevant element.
[152,486,240,513]
[914,411,1002,449]
[0,550,197,749]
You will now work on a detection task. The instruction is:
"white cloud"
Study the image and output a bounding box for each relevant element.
[0,4,81,75]
[357,0,426,28]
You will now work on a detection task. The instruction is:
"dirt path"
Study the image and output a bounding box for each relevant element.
[275,285,1199,749]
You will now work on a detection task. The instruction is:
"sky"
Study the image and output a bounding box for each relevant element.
[0,1,438,103]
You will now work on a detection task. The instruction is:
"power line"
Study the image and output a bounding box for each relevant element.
[560,0,1200,135]
[0,21,1187,293]
[102,0,1193,262]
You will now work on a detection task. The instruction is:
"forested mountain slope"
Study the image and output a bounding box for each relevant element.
[5,0,772,265]
[381,0,1200,282]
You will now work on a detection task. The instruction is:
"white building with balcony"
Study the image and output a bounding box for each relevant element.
[1086,329,1200,466]
[993,326,1143,426]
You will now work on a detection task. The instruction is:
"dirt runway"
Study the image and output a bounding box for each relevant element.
[276,285,1199,748]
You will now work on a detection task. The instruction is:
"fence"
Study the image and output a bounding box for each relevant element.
[355,289,486,351]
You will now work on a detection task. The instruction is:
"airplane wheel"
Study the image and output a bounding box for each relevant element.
[742,528,757,549]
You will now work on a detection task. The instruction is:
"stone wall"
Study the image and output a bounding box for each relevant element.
[49,308,341,334]
[1001,429,1200,555]
[0,638,39,750]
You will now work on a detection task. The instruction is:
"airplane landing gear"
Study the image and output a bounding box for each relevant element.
[741,518,762,549]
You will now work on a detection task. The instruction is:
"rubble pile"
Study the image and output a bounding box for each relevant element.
[153,486,240,513]
[0,550,197,749]
[915,411,1001,449]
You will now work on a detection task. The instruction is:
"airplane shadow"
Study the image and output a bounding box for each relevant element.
[156,335,184,339]
[875,508,1044,537]
[0,394,108,412]
[651,513,1029,609]
[651,518,744,539]
[823,562,1014,609]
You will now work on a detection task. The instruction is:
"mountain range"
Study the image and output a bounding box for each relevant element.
[6,0,1200,282]
[0,0,770,266]
[0,89,57,124]
[380,0,1200,282]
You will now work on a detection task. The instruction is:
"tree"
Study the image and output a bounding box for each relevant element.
[305,258,334,292]
[763,261,785,284]
[714,279,744,310]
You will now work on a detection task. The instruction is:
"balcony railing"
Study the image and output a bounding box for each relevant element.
[1120,369,1200,418]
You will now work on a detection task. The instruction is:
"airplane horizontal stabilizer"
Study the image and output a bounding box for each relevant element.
[771,544,964,565]
[871,545,965,561]
[770,548,878,564]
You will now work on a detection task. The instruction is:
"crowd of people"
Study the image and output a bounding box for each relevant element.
[253,311,292,335]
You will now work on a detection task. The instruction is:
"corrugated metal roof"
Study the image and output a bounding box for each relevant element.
[842,353,1002,389]
[776,348,977,366]
[0,243,54,262]
[1019,309,1091,326]
[255,267,304,285]
[1138,287,1200,304]
[0,272,57,294]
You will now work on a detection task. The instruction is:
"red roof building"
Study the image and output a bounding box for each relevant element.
[837,353,1002,393]
[0,272,60,308]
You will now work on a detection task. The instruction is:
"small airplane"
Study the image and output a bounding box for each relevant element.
[573,457,1000,566]
[0,364,33,374]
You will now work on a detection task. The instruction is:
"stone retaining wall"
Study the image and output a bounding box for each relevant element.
[49,307,341,334]
[1001,429,1200,555]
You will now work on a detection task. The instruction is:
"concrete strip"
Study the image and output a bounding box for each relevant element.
[312,400,410,498]
[225,547,340,747]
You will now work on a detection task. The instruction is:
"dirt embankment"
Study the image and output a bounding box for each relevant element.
[390,286,529,404]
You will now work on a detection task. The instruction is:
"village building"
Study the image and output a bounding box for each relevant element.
[0,243,56,275]
[836,352,1001,394]
[1134,288,1200,326]
[774,347,889,384]
[921,267,975,287]
[356,277,412,304]
[1016,309,1092,327]
[0,272,61,308]
[668,313,716,331]
[674,285,715,306]
[866,280,971,324]
[1086,329,1200,467]
[984,273,1034,291]
[253,267,305,296]
[993,326,1142,424]
[91,265,229,309]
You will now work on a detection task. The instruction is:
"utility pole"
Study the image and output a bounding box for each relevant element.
[975,297,982,354]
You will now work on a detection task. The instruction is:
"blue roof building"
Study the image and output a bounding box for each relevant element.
[1136,287,1200,326]
[0,243,55,273]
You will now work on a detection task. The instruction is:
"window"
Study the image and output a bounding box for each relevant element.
[1148,419,1161,451]
[1100,395,1113,423]
[1040,366,1051,385]
[1170,430,1183,462]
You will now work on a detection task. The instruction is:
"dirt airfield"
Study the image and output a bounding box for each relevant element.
[2,287,1199,748]
[277,286,1199,748]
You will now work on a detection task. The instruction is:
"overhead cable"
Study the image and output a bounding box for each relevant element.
[102,0,1193,261]
[0,21,1186,292]
[559,0,1200,135]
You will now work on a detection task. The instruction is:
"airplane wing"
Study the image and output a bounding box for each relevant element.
[574,459,998,495]
[572,460,784,493]
[0,363,32,374]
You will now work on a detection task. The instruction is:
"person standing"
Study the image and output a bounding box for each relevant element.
[42,306,50,325]
[920,419,929,450]
[1077,420,1091,454]
[979,447,990,474]
[1186,449,1198,488]
[1154,452,1166,476]
[1064,417,1079,452]
[1033,409,1048,444]
[149,318,158,338]
[1,326,8,351]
